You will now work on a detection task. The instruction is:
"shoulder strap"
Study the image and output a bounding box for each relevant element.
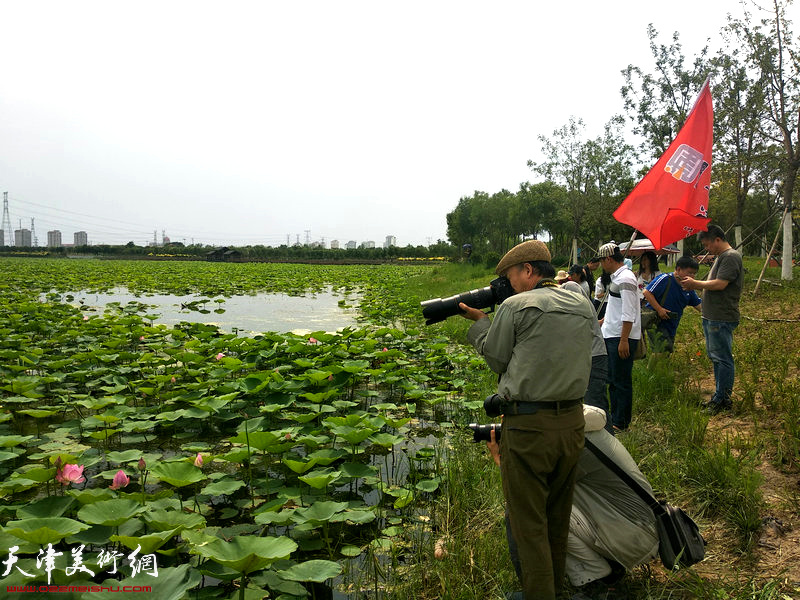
[658,274,673,305]
[583,438,666,516]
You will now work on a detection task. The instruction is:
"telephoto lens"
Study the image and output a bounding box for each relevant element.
[467,423,502,443]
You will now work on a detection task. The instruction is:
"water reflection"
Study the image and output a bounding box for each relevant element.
[53,288,359,334]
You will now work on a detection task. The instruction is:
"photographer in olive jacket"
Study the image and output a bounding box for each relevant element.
[459,240,594,600]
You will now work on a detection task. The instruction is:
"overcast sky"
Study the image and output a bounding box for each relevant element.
[1,1,795,248]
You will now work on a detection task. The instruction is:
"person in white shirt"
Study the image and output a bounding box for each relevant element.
[596,243,641,432]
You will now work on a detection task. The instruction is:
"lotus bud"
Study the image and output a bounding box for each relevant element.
[53,456,63,471]
[110,470,130,490]
[194,453,204,467]
[215,352,225,360]
[138,458,146,471]
[309,337,318,344]
[170,376,176,383]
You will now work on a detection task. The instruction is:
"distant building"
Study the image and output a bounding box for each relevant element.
[384,235,397,248]
[15,228,32,247]
[205,247,242,262]
[345,240,357,250]
[47,230,63,247]
[361,241,376,249]
[74,231,88,246]
[310,241,323,249]
[330,239,340,249]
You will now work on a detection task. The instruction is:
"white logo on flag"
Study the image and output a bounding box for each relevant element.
[665,144,704,183]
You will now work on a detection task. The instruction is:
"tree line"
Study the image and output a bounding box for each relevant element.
[446,1,799,277]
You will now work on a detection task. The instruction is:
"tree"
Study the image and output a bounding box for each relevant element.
[621,24,711,162]
[727,0,799,280]
[711,40,769,249]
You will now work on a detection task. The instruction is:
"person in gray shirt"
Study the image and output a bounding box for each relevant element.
[681,225,744,414]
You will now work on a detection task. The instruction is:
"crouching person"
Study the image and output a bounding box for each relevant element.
[488,406,659,598]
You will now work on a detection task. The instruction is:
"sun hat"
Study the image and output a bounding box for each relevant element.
[555,270,570,282]
[495,240,551,275]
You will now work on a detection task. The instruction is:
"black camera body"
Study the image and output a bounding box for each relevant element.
[420,276,515,325]
[483,393,506,417]
[468,422,502,443]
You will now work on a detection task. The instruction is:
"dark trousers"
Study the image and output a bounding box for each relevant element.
[500,405,585,599]
[583,354,611,433]
[604,337,638,430]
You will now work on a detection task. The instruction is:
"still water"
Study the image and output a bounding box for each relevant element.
[54,288,359,334]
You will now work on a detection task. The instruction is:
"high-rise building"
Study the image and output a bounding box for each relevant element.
[14,228,32,247]
[330,239,340,249]
[47,230,63,247]
[74,231,88,246]
[345,240,357,249]
[362,241,376,249]
[384,235,397,248]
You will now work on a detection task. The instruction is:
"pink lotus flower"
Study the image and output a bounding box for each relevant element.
[138,458,146,471]
[308,337,318,344]
[83,315,89,321]
[170,376,176,383]
[194,453,204,467]
[110,470,130,490]
[382,347,388,352]
[56,464,86,486]
[139,336,145,341]
[215,353,225,360]
[285,433,292,440]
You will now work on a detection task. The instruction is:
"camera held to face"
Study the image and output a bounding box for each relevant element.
[419,276,515,325]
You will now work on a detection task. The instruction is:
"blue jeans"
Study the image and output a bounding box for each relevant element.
[702,319,738,406]
[605,337,638,430]
[584,354,612,433]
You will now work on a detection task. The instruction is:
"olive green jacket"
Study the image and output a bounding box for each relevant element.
[467,283,594,403]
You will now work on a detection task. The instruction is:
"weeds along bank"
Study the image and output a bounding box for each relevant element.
[403,260,800,600]
[0,257,798,599]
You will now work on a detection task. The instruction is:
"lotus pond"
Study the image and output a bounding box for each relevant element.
[0,258,487,599]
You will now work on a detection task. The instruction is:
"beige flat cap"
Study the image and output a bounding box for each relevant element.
[495,240,551,275]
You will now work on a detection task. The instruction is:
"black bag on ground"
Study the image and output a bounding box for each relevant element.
[654,501,706,570]
[584,439,706,570]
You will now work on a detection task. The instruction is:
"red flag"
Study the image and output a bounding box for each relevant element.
[613,77,713,249]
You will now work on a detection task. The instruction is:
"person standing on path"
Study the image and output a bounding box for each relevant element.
[680,225,743,414]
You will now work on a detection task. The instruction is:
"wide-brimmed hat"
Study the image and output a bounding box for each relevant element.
[555,269,571,281]
[495,240,551,275]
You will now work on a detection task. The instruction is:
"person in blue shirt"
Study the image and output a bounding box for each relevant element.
[642,256,702,353]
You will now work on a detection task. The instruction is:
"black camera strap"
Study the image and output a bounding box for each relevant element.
[583,438,667,518]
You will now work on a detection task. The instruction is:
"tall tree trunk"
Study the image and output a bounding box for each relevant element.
[781,171,795,280]
[571,238,578,266]
[734,226,743,250]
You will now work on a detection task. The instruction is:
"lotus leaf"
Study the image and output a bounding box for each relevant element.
[13,467,56,483]
[291,501,348,524]
[253,509,296,526]
[415,478,441,493]
[77,499,145,527]
[149,461,205,487]
[191,534,297,574]
[68,487,115,504]
[16,496,75,519]
[330,509,376,525]
[105,449,143,463]
[0,435,34,447]
[298,469,341,489]
[229,430,279,451]
[369,433,404,448]
[307,448,347,466]
[91,564,202,600]
[340,545,363,557]
[144,509,206,531]
[256,570,309,596]
[4,517,90,545]
[279,559,343,583]
[201,478,246,496]
[111,527,181,553]
[282,456,319,474]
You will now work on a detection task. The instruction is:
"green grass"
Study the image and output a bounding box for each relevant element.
[395,259,800,599]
